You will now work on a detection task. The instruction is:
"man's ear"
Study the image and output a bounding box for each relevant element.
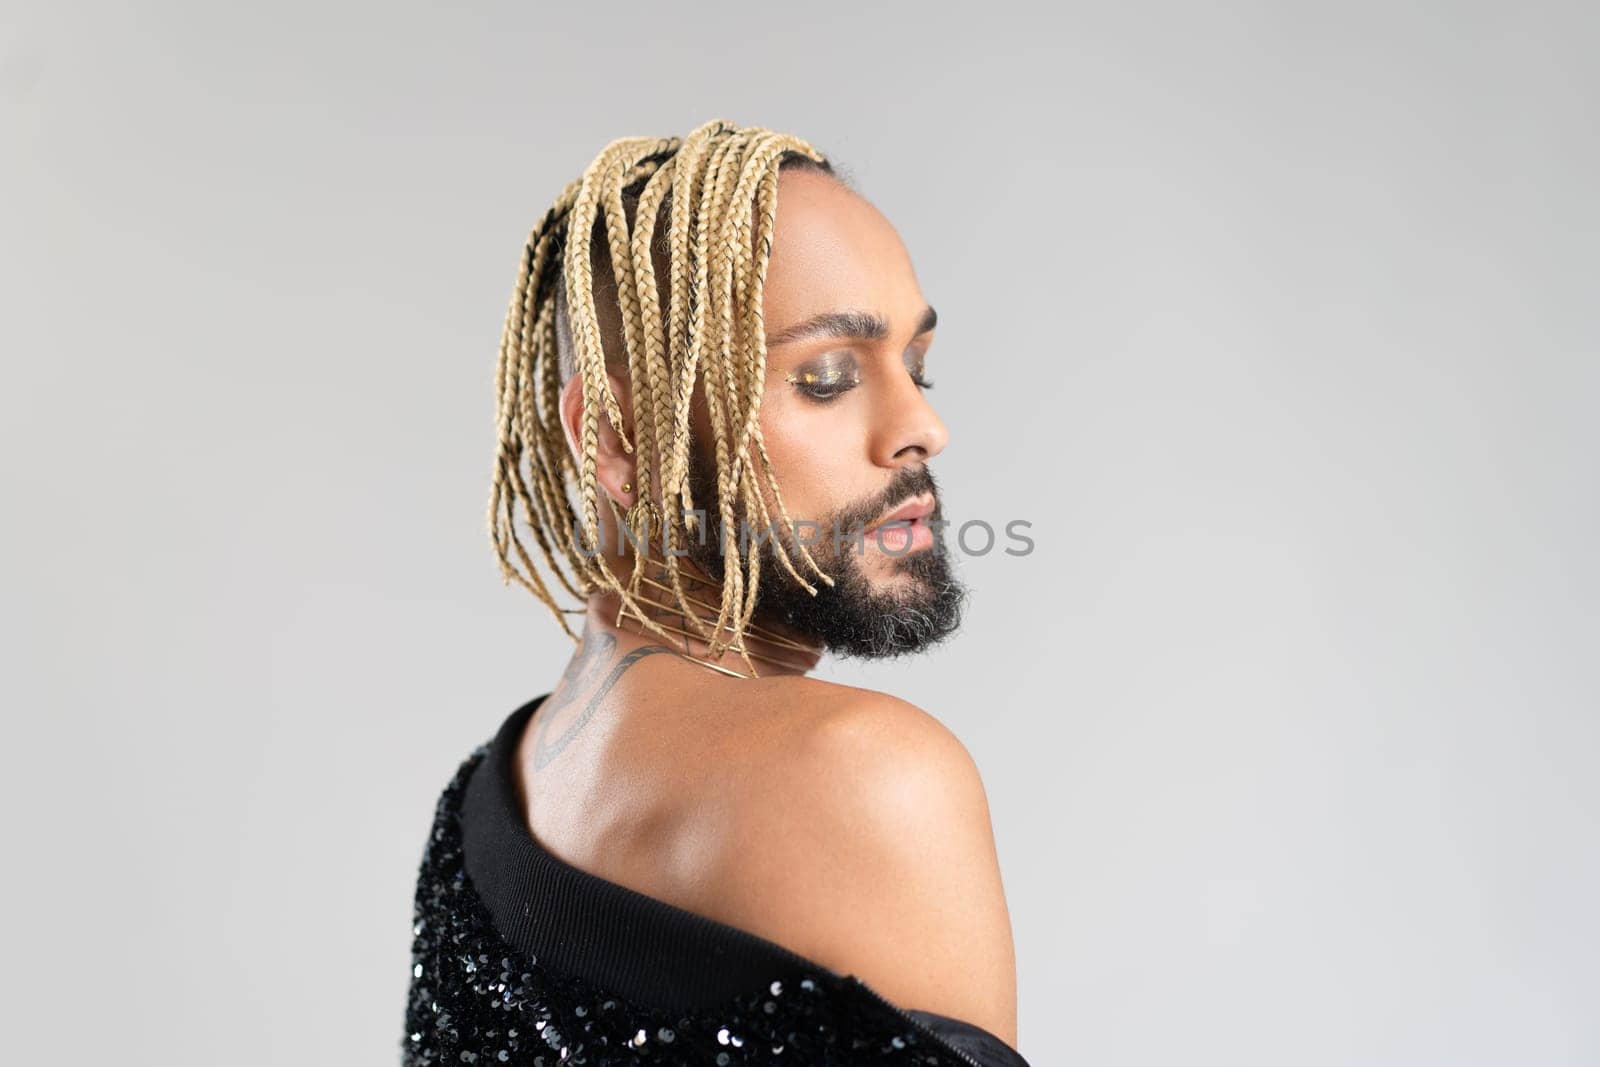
[559,370,636,507]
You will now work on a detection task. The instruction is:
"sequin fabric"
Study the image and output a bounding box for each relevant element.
[403,746,980,1066]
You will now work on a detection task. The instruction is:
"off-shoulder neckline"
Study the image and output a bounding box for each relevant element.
[458,694,1028,1065]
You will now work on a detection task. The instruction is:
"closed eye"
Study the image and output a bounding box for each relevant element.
[786,364,861,402]
[905,348,934,391]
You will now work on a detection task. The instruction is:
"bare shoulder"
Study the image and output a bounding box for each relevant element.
[698,678,1019,1048]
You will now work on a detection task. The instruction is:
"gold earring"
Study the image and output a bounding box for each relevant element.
[621,481,632,495]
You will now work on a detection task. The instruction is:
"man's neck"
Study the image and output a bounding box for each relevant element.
[583,560,823,678]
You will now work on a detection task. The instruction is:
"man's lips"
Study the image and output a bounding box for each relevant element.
[864,494,936,534]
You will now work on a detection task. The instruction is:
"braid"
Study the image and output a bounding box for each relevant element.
[696,135,751,654]
[487,120,834,656]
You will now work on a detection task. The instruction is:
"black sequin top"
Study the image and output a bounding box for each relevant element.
[403,694,1030,1066]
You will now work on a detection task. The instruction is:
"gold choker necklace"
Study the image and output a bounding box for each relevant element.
[612,571,821,679]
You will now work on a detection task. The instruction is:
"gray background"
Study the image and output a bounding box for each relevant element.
[4,2,1596,1064]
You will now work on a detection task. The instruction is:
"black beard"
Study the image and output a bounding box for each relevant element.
[680,450,968,660]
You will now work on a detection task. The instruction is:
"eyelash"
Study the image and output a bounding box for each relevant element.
[788,369,935,403]
[788,370,858,402]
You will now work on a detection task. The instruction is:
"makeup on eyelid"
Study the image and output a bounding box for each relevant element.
[783,349,934,400]
[784,354,860,399]
[903,349,933,387]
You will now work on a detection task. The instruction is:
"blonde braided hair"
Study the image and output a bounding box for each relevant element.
[488,119,839,670]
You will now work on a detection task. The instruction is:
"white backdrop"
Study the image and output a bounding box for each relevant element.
[4,2,1596,1063]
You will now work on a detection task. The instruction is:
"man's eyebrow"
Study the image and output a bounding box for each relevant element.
[765,305,938,347]
[766,309,887,347]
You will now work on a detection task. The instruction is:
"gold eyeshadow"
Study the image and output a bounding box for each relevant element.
[780,347,937,402]
[784,354,861,395]
[903,347,935,389]
[784,366,861,387]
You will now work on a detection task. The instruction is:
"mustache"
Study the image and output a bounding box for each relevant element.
[685,448,940,535]
[829,465,940,534]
